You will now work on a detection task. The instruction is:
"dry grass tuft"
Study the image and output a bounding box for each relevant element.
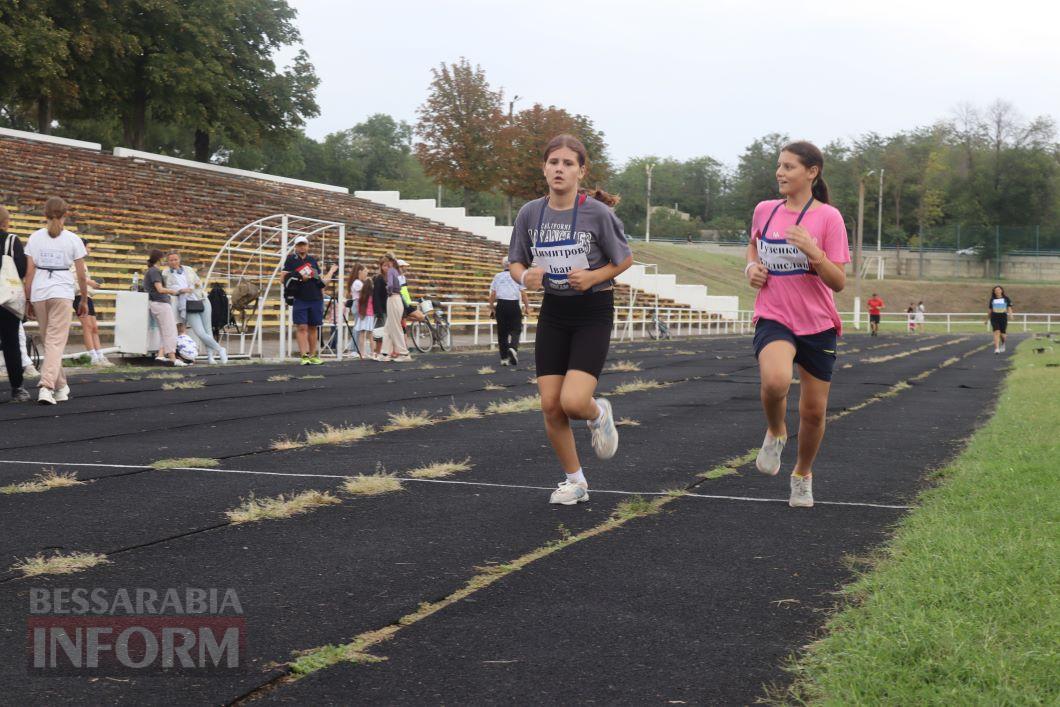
[610,378,670,396]
[406,457,472,479]
[477,366,495,375]
[299,374,325,380]
[607,360,642,372]
[482,382,506,391]
[616,418,641,427]
[341,473,404,496]
[270,436,304,451]
[446,404,482,421]
[0,469,83,494]
[162,379,205,390]
[226,490,341,524]
[146,372,184,380]
[382,409,436,432]
[485,395,540,415]
[268,374,292,382]
[12,551,109,577]
[150,457,219,469]
[304,423,376,446]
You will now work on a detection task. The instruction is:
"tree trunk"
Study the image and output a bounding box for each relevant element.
[122,88,147,149]
[463,187,473,212]
[36,95,52,134]
[506,195,513,226]
[194,129,210,162]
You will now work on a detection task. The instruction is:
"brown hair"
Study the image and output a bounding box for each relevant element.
[44,196,67,236]
[542,134,620,207]
[346,261,366,294]
[358,266,373,316]
[147,249,165,267]
[781,141,830,204]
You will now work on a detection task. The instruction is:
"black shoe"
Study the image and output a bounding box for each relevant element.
[10,387,31,403]
[509,349,519,366]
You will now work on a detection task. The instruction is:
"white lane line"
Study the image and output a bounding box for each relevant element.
[0,459,911,510]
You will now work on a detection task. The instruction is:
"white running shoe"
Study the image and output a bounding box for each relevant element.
[755,432,786,476]
[207,352,216,365]
[500,358,509,366]
[23,364,40,378]
[509,349,519,366]
[54,384,70,402]
[789,474,814,507]
[172,359,188,367]
[219,348,228,364]
[1000,342,1006,353]
[588,398,619,460]
[549,480,589,505]
[95,357,114,367]
[37,387,56,405]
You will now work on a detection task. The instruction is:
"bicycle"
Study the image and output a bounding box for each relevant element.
[27,334,41,368]
[407,299,452,353]
[647,308,671,340]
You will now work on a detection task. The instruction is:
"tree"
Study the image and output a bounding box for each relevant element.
[415,58,505,210]
[496,103,611,223]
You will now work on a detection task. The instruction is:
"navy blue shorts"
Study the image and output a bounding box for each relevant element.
[292,299,324,326]
[753,318,838,382]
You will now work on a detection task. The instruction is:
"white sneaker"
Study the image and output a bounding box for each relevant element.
[207,352,216,365]
[95,357,114,367]
[172,359,188,367]
[1000,342,1006,353]
[23,364,40,378]
[392,355,413,362]
[500,358,509,367]
[549,480,589,505]
[755,432,786,476]
[54,384,70,402]
[219,348,228,364]
[155,356,169,364]
[588,398,619,460]
[994,348,1000,354]
[509,349,519,366]
[789,474,814,507]
[37,387,56,405]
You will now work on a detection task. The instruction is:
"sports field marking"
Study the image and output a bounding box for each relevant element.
[859,337,969,364]
[0,459,910,510]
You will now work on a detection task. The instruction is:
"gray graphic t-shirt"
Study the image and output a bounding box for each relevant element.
[508,196,632,296]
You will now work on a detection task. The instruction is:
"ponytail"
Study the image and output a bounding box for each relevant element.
[811,176,830,205]
[44,196,67,237]
[580,187,621,208]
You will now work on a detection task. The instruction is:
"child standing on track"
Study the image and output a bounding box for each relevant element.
[508,134,633,506]
[744,141,850,508]
[867,292,884,336]
[988,286,1013,354]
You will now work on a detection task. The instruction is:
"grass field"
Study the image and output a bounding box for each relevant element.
[780,338,1059,704]
[632,242,1060,314]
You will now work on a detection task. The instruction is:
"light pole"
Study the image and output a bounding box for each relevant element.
[505,95,521,226]
[854,170,875,330]
[645,162,656,242]
[876,168,884,252]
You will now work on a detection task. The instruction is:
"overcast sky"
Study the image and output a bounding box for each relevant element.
[285,0,1060,168]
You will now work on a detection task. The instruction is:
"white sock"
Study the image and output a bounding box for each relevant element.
[566,468,586,485]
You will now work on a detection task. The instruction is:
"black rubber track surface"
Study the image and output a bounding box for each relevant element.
[0,333,1010,704]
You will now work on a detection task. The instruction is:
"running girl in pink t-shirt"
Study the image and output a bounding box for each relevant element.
[744,141,851,508]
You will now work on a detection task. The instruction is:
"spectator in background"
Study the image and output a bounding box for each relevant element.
[866,292,884,336]
[347,263,373,359]
[906,303,916,334]
[0,206,30,402]
[915,300,925,333]
[23,197,91,403]
[282,235,337,365]
[396,258,426,324]
[489,256,530,366]
[144,249,184,367]
[164,251,227,364]
[380,253,412,362]
[18,323,39,379]
[72,238,112,366]
[371,256,390,360]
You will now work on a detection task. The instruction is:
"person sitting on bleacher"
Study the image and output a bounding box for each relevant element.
[163,251,227,364]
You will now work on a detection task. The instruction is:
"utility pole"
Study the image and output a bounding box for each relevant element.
[505,95,521,226]
[645,163,656,242]
[876,168,884,251]
[855,173,869,330]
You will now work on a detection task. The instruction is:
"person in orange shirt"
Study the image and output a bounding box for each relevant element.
[867,293,884,336]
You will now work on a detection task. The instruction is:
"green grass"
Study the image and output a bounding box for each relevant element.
[783,340,1059,704]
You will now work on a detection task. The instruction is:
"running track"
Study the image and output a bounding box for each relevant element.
[0,332,1011,704]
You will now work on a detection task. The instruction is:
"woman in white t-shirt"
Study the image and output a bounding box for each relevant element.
[22,197,89,405]
[346,263,372,359]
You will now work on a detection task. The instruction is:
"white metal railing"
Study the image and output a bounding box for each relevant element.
[840,311,1057,333]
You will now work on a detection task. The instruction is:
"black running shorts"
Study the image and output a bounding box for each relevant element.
[535,290,614,379]
[753,318,838,382]
[990,313,1008,333]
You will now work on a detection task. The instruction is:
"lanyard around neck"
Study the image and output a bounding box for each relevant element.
[536,194,581,246]
[757,196,814,240]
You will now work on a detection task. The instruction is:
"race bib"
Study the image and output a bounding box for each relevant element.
[756,235,814,276]
[531,238,590,290]
[35,247,68,269]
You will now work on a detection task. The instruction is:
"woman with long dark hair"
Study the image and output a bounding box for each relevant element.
[508,134,633,505]
[744,141,850,508]
[987,285,1013,353]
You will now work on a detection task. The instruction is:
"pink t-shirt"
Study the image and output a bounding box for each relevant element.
[751,199,851,336]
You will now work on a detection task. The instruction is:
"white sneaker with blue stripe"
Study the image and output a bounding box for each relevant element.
[588,398,618,460]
